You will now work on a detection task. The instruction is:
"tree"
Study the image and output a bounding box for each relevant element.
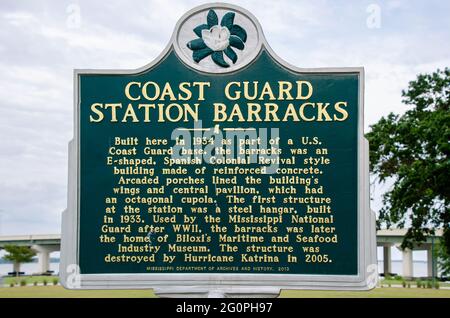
[2,245,36,275]
[366,68,449,256]
[436,242,450,278]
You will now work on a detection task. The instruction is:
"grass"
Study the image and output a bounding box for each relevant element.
[281,288,450,298]
[380,278,449,287]
[0,286,450,298]
[3,275,57,285]
[0,286,155,298]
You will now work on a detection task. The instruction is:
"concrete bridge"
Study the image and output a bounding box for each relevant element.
[0,230,443,278]
[377,229,442,279]
[0,234,60,274]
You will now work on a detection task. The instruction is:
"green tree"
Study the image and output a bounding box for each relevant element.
[2,245,36,275]
[436,242,450,277]
[366,68,449,256]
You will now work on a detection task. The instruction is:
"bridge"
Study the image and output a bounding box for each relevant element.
[0,234,60,274]
[0,230,443,278]
[377,229,442,279]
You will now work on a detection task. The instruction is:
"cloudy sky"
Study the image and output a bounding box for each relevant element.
[0,0,449,237]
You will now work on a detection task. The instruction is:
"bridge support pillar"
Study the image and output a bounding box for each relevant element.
[38,250,50,274]
[427,245,437,278]
[31,245,53,274]
[402,248,413,279]
[383,245,392,276]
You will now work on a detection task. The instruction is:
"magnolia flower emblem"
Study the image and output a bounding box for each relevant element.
[187,9,247,68]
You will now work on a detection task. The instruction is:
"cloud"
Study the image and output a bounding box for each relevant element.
[0,0,449,235]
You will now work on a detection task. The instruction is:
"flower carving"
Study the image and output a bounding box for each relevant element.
[187,9,247,68]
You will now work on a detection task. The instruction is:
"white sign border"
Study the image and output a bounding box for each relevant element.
[60,2,377,294]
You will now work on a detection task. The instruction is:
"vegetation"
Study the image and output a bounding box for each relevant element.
[366,68,450,269]
[4,275,56,286]
[436,241,450,277]
[2,245,36,275]
[1,286,450,298]
[381,278,449,288]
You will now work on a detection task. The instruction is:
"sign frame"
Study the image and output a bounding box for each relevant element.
[60,2,377,295]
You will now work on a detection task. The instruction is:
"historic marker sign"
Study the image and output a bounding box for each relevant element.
[61,3,377,296]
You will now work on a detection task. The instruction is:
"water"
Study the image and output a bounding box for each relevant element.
[378,260,428,277]
[0,261,428,277]
[0,262,59,276]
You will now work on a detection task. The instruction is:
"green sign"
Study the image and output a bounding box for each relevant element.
[61,3,377,294]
